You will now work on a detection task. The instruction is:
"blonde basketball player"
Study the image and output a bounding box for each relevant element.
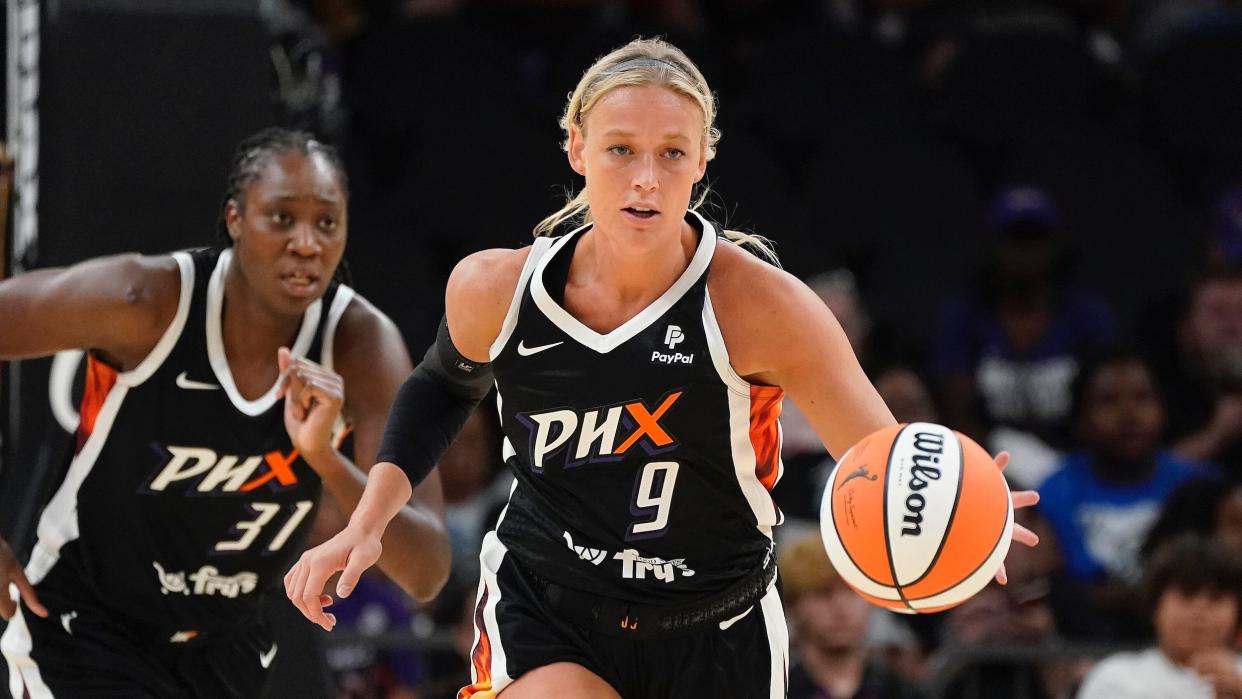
[286,39,1039,698]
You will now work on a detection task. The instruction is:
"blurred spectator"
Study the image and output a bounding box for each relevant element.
[933,505,1079,699]
[1037,349,1208,640]
[1078,535,1242,699]
[1164,268,1242,473]
[1205,183,1242,270]
[324,572,423,699]
[781,534,926,699]
[874,364,939,426]
[1143,477,1242,561]
[934,184,1116,458]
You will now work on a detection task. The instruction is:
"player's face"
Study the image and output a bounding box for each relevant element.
[1078,360,1164,464]
[568,84,707,243]
[226,151,347,316]
[1154,585,1238,661]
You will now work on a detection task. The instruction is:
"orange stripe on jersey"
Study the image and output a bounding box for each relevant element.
[749,385,784,491]
[458,587,493,699]
[76,354,119,452]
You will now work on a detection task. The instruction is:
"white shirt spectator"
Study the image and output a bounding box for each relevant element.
[1079,648,1242,699]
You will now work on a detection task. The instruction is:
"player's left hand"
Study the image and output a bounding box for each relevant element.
[284,522,382,631]
[993,451,1039,585]
[277,346,345,462]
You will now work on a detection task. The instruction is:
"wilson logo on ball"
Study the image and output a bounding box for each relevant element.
[901,431,946,537]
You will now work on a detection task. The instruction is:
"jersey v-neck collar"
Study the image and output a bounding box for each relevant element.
[206,248,321,416]
[530,210,717,354]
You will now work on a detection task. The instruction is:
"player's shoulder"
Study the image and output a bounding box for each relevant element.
[335,291,404,354]
[448,245,536,309]
[95,251,183,290]
[331,291,414,396]
[708,236,813,321]
[446,244,539,361]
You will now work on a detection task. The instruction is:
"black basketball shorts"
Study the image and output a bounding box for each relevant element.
[459,531,790,699]
[2,587,274,699]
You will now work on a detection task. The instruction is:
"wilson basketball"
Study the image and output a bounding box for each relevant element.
[819,422,1013,614]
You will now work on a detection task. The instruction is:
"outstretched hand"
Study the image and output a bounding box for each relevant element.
[994,451,1040,585]
[284,524,382,631]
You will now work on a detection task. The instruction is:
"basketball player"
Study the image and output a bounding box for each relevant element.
[0,128,450,697]
[286,39,1040,698]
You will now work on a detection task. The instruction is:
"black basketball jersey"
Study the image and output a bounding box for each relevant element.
[490,211,785,605]
[24,247,351,641]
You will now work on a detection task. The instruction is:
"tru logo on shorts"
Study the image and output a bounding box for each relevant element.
[143,445,300,494]
[517,390,684,471]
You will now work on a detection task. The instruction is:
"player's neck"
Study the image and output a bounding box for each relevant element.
[220,270,304,365]
[574,219,697,305]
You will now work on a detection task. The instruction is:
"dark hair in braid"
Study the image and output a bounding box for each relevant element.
[216,127,353,286]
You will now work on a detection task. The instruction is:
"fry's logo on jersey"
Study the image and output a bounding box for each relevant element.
[143,445,300,494]
[153,561,258,598]
[517,390,684,471]
[563,531,696,582]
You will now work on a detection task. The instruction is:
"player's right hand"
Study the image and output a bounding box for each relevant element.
[284,524,382,631]
[0,536,48,620]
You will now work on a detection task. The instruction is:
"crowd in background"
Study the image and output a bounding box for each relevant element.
[258,0,1242,697]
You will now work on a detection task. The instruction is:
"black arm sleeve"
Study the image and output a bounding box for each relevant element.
[376,316,494,486]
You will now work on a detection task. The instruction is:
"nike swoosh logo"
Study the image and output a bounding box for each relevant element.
[175,372,220,391]
[259,642,278,669]
[517,340,563,357]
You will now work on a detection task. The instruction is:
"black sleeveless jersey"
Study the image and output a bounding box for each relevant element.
[25,247,353,641]
[490,211,785,605]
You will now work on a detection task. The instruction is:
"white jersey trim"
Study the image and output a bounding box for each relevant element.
[529,210,717,354]
[26,382,132,585]
[726,388,779,535]
[116,252,195,388]
[470,531,515,694]
[701,289,755,397]
[206,248,322,416]
[1,604,56,698]
[489,237,557,361]
[320,284,355,374]
[759,578,790,699]
[321,284,356,443]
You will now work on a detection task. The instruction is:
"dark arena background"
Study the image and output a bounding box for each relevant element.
[3,1,1242,697]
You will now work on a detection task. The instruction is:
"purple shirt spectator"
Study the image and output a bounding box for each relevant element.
[934,290,1116,447]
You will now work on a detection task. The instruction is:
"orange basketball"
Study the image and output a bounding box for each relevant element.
[818,422,1013,614]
